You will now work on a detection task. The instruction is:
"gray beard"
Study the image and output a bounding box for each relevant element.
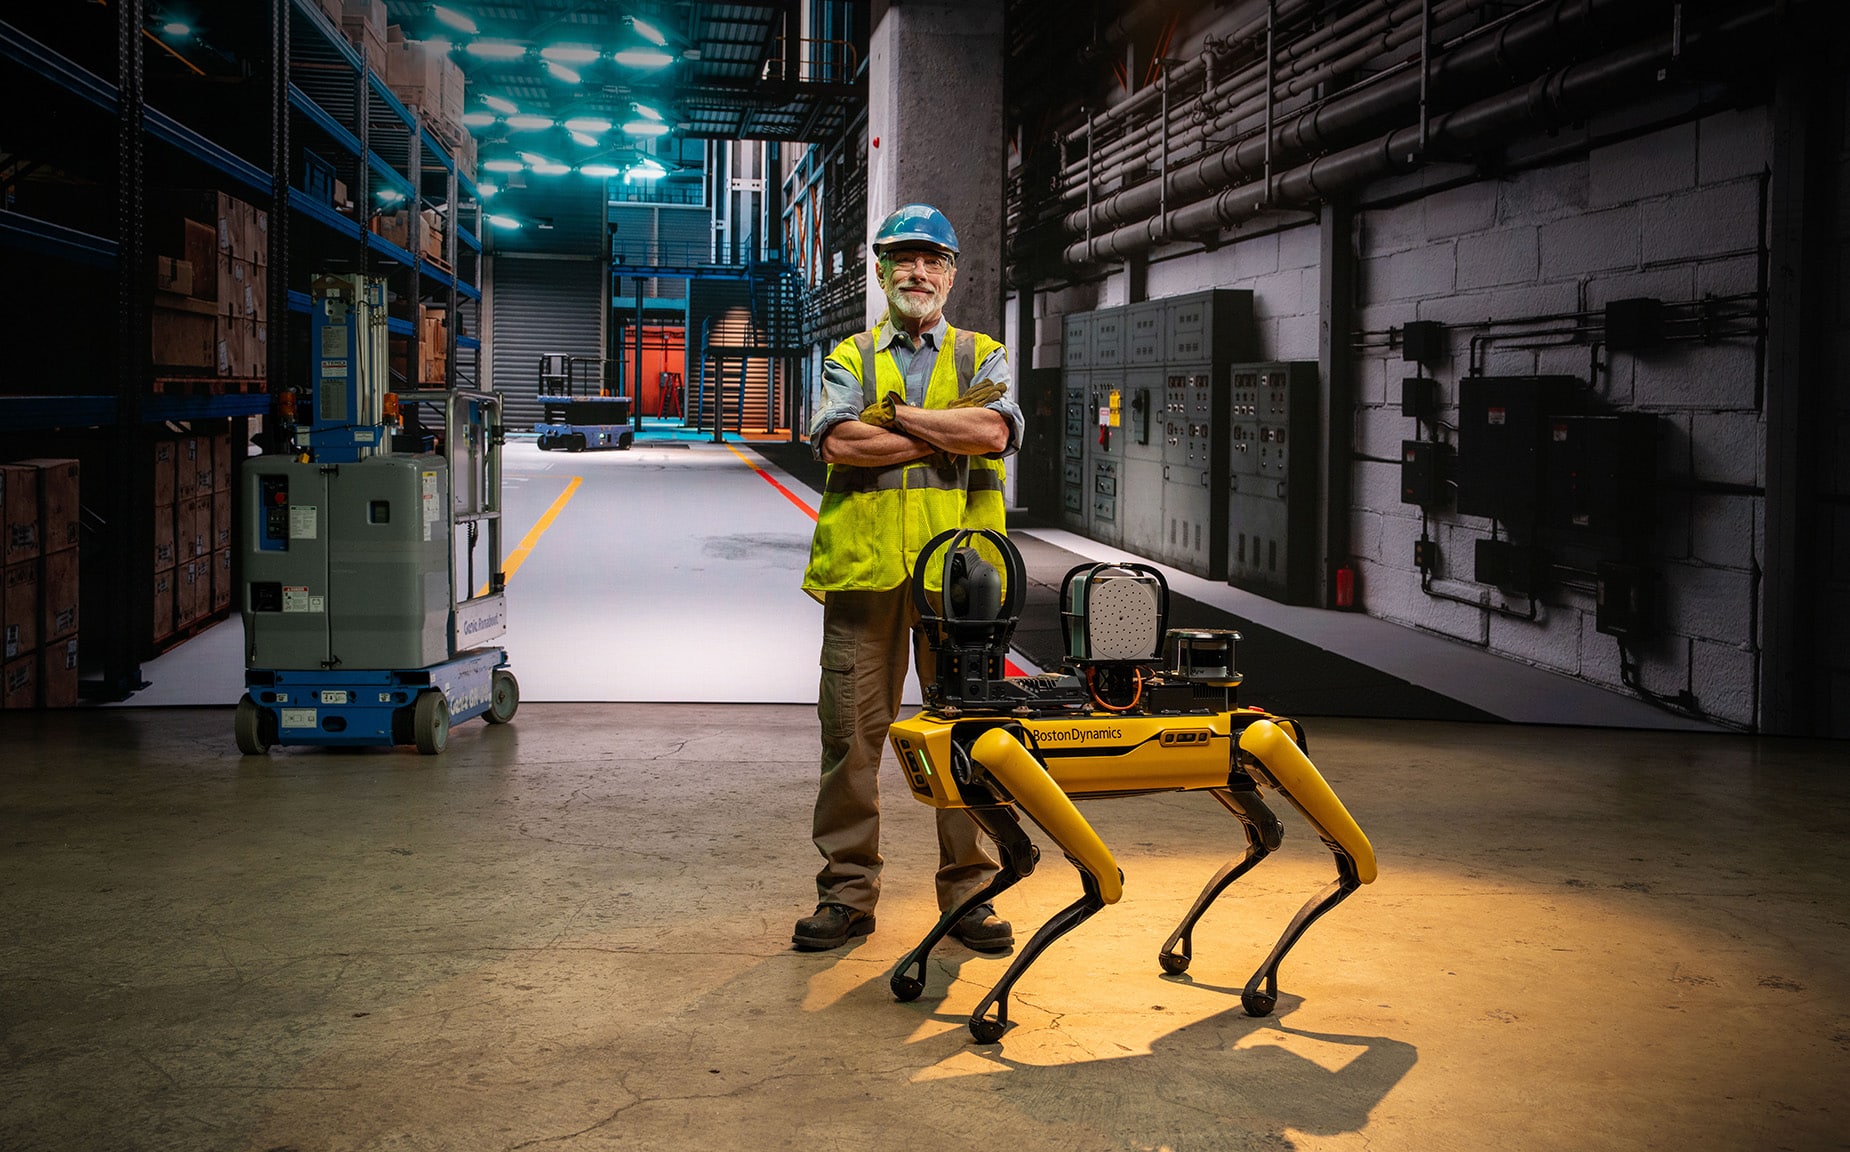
[887,284,942,322]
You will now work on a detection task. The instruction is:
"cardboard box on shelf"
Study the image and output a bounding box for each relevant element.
[387,22,405,43]
[213,433,232,492]
[174,439,200,501]
[420,207,445,262]
[0,463,41,567]
[315,0,343,25]
[455,131,477,181]
[384,39,445,118]
[154,506,176,571]
[156,256,195,296]
[342,6,388,71]
[2,655,34,709]
[17,459,78,555]
[212,489,231,552]
[371,210,410,252]
[40,548,77,642]
[151,440,176,509]
[4,562,38,659]
[152,294,217,370]
[152,568,175,643]
[179,496,211,560]
[212,549,232,614]
[177,559,205,627]
[40,637,79,708]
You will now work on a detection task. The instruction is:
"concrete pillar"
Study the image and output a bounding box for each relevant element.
[866,0,1005,338]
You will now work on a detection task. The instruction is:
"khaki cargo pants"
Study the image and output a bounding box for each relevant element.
[812,585,997,915]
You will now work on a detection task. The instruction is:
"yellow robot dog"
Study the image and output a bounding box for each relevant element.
[887,529,1376,1043]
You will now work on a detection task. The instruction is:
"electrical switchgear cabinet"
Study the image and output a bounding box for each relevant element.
[1455,376,1582,528]
[1227,361,1321,604]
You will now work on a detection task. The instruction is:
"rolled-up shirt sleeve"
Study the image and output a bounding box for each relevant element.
[976,346,1026,459]
[809,353,868,460]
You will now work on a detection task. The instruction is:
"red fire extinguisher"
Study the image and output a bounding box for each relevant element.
[1334,562,1357,610]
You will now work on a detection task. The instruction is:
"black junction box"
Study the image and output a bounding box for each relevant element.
[1474,538,1543,595]
[1401,376,1439,420]
[1455,376,1583,528]
[1400,440,1449,508]
[1401,320,1445,364]
[1538,413,1660,563]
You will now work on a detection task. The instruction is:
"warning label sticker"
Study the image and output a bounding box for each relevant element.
[282,586,324,613]
[290,505,318,539]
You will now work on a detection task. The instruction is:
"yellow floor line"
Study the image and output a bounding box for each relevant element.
[477,475,582,596]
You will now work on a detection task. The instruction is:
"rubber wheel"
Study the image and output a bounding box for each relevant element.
[968,1017,1007,1044]
[890,974,923,1003]
[1158,951,1190,976]
[484,668,519,724]
[234,696,273,755]
[569,433,587,452]
[537,435,554,451]
[618,431,633,450]
[413,690,450,755]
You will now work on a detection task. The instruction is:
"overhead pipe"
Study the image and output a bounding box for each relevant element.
[1061,0,1479,197]
[1060,0,1668,241]
[1061,2,1777,266]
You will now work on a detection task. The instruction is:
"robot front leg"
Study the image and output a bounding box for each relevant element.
[1233,720,1378,1017]
[889,805,1038,1004]
[1158,786,1285,978]
[966,865,1110,1044]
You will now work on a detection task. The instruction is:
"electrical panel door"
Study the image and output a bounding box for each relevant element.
[1062,372,1090,531]
[1159,367,1228,579]
[1119,368,1167,559]
[1227,362,1320,604]
[1088,373,1123,547]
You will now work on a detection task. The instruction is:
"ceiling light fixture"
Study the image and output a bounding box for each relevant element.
[540,44,600,64]
[630,103,663,121]
[622,119,670,137]
[488,214,522,229]
[562,117,612,134]
[530,161,571,176]
[505,114,554,131]
[580,164,621,178]
[628,17,668,47]
[545,60,582,83]
[465,41,527,60]
[430,5,478,35]
[461,111,497,127]
[480,94,519,115]
[569,130,599,148]
[613,48,674,69]
[482,158,525,173]
[477,182,500,197]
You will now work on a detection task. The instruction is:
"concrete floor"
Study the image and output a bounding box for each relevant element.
[2,704,1846,1151]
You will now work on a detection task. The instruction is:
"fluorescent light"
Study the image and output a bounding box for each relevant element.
[518,151,551,165]
[461,111,497,127]
[488,214,521,229]
[482,158,525,173]
[569,130,599,148]
[613,49,674,68]
[545,61,582,84]
[505,115,554,131]
[631,103,663,121]
[541,44,599,64]
[465,41,527,60]
[580,164,621,178]
[480,94,519,115]
[629,17,667,47]
[625,163,664,182]
[477,182,499,197]
[530,162,571,176]
[431,5,477,34]
[562,117,612,134]
[622,120,670,137]
[161,21,191,38]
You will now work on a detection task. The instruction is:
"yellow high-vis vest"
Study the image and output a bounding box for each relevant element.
[802,325,1009,594]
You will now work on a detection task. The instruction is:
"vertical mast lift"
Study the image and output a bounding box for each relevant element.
[234,275,518,755]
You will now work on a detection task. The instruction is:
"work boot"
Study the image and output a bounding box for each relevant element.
[949,903,1014,952]
[792,902,875,951]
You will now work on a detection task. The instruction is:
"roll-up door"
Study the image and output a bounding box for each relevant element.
[488,256,605,432]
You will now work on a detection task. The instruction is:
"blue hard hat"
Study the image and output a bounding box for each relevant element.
[874,204,959,256]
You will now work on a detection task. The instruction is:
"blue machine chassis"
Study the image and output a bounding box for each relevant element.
[536,423,633,451]
[242,647,508,748]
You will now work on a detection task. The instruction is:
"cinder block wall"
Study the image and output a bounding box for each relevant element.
[1019,101,1780,729]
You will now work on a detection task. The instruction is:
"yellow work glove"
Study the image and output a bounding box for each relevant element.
[950,379,1007,409]
[860,392,900,427]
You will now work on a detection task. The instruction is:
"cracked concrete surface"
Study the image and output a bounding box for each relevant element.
[1,705,1846,1151]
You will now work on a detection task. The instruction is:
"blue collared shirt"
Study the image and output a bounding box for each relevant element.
[810,316,1024,460]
